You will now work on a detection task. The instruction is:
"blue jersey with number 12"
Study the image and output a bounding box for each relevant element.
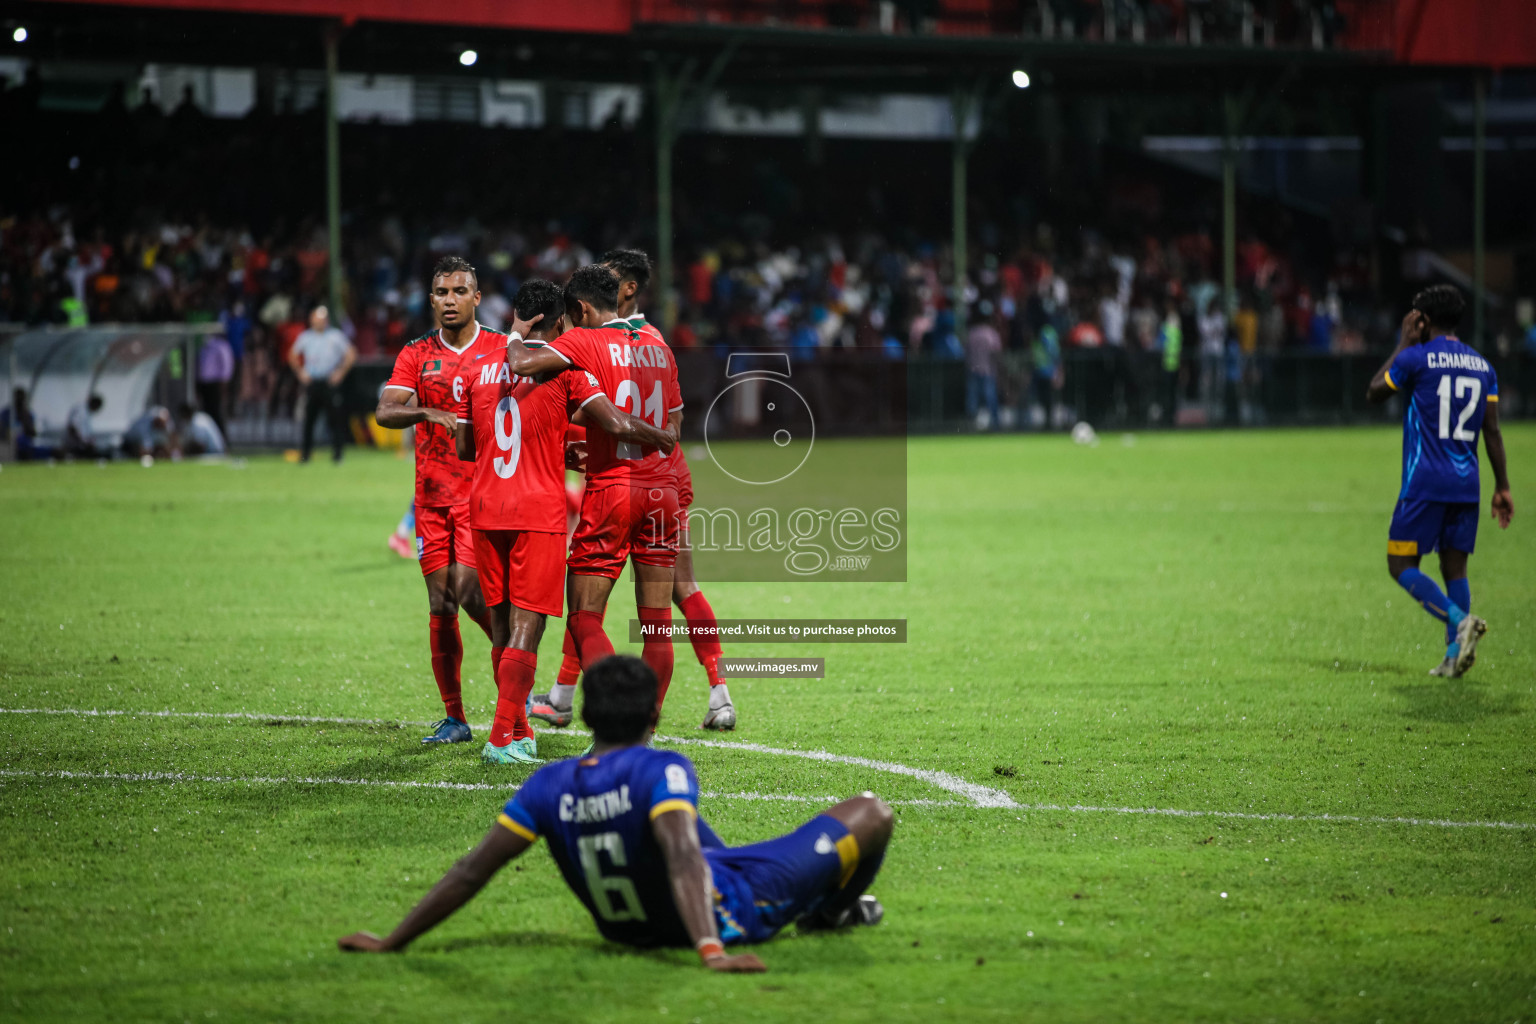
[1387,335,1498,503]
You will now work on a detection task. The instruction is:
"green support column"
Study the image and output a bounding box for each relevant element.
[651,45,735,337]
[1222,93,1239,315]
[951,86,980,343]
[1473,73,1486,349]
[655,64,679,335]
[324,27,344,319]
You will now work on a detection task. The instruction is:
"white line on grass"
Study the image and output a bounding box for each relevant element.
[5,707,1533,831]
[0,769,957,807]
[0,706,1019,808]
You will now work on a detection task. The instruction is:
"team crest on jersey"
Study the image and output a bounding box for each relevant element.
[423,360,443,375]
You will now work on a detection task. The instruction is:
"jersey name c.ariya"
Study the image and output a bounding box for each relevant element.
[546,321,683,489]
[1386,335,1499,503]
[497,746,723,948]
[460,357,600,533]
[386,323,506,508]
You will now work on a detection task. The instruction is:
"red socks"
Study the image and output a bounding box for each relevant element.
[557,612,592,687]
[568,609,614,667]
[679,591,724,686]
[489,647,538,745]
[428,615,466,722]
[638,606,675,708]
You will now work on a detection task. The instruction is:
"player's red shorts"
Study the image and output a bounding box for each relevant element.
[569,483,680,579]
[472,529,566,616]
[674,452,694,509]
[416,504,476,576]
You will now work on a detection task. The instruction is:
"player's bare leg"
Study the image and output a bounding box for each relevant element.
[798,794,894,931]
[420,566,473,744]
[483,603,547,765]
[673,531,733,730]
[566,572,619,664]
[452,563,494,642]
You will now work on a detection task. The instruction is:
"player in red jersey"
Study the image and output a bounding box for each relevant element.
[377,256,503,746]
[457,279,677,765]
[503,265,684,720]
[534,250,734,731]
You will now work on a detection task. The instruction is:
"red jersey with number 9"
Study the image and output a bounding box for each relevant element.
[386,323,507,508]
[459,359,601,533]
[546,321,682,490]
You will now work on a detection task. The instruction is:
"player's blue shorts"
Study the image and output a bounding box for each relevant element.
[704,814,856,944]
[1388,498,1478,557]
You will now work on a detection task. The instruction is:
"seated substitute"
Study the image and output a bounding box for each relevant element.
[339,655,891,971]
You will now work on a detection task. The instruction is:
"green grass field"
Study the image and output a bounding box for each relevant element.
[2,426,1533,1023]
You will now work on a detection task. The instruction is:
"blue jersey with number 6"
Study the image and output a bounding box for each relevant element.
[1386,335,1498,503]
[497,746,725,948]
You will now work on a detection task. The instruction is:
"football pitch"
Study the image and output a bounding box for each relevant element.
[2,426,1533,1023]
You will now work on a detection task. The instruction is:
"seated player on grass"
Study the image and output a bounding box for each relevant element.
[338,656,891,971]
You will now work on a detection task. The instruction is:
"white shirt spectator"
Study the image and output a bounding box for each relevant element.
[123,407,171,453]
[182,410,226,454]
[1198,310,1228,357]
[1099,295,1127,347]
[291,327,353,380]
[67,402,96,443]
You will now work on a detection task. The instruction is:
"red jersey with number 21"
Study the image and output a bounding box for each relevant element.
[386,323,506,507]
[459,360,601,533]
[547,321,682,490]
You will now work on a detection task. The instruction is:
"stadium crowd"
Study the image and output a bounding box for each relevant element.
[3,199,1430,430]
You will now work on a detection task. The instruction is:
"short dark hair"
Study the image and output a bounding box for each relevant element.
[580,655,658,744]
[432,255,478,291]
[564,264,620,315]
[175,402,194,420]
[599,248,652,291]
[1412,284,1465,331]
[514,278,564,329]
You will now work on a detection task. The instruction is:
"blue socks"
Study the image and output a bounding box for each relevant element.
[1397,568,1466,627]
[1445,577,1471,645]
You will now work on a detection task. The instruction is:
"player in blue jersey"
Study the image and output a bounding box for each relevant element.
[338,655,891,970]
[1367,285,1514,677]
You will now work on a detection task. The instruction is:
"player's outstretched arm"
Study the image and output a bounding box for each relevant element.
[338,824,530,953]
[652,809,766,973]
[1367,310,1425,403]
[376,386,458,435]
[582,396,678,455]
[1483,399,1514,529]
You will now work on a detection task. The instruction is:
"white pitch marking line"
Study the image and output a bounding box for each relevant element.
[0,769,957,807]
[0,706,1019,809]
[5,708,1534,831]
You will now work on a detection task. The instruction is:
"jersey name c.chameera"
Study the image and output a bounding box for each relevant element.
[1386,335,1499,503]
